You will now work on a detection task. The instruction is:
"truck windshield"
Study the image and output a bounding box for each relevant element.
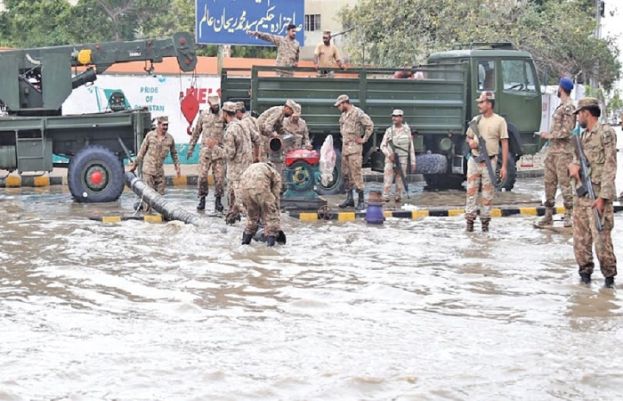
[502,60,537,92]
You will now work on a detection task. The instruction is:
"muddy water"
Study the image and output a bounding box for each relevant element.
[1,152,623,400]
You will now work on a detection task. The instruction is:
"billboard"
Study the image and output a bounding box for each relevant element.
[196,0,304,46]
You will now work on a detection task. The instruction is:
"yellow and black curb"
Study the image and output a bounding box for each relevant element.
[89,214,164,224]
[290,204,623,222]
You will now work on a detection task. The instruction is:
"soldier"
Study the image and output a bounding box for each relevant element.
[239,162,283,247]
[282,103,312,152]
[206,102,254,224]
[235,101,262,163]
[186,95,225,212]
[380,109,416,203]
[334,94,374,209]
[257,99,296,163]
[464,91,509,232]
[314,31,344,77]
[536,78,576,227]
[568,97,617,288]
[129,116,181,212]
[247,24,300,77]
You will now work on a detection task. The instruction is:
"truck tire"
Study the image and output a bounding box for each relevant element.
[424,174,465,190]
[414,154,448,174]
[68,145,125,203]
[316,148,345,195]
[497,153,517,191]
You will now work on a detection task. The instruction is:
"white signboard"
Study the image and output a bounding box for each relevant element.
[63,74,221,143]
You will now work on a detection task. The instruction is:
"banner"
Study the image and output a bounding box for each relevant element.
[196,0,304,46]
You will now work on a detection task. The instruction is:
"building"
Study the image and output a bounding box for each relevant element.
[302,0,359,61]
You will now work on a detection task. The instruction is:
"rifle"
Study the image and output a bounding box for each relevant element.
[469,118,500,191]
[388,141,409,194]
[573,133,603,232]
[330,27,355,38]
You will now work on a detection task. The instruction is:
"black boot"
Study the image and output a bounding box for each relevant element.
[579,272,591,284]
[356,190,365,210]
[266,235,276,247]
[214,196,224,212]
[241,232,253,245]
[197,196,206,211]
[481,218,490,232]
[605,276,615,288]
[338,190,354,208]
[466,216,475,232]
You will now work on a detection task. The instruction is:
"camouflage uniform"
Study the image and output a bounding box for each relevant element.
[282,116,311,153]
[339,105,374,191]
[380,124,416,201]
[254,32,300,77]
[188,109,225,198]
[572,122,618,279]
[257,105,286,164]
[464,113,508,221]
[541,98,576,223]
[135,129,179,211]
[239,162,282,236]
[213,119,253,221]
[239,112,262,160]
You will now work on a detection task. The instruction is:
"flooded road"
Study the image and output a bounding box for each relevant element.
[1,148,623,399]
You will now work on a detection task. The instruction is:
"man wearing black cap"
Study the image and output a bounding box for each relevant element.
[536,77,576,228]
[568,97,618,288]
[248,24,300,77]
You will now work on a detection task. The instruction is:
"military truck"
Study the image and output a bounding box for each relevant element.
[0,33,196,202]
[220,43,542,193]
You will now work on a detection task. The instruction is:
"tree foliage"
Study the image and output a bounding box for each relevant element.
[340,0,621,90]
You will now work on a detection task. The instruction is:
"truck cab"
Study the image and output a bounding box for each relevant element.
[428,43,542,155]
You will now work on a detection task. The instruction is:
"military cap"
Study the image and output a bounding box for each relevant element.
[222,101,238,113]
[334,94,350,107]
[284,99,297,110]
[559,77,574,92]
[391,109,404,116]
[235,101,245,111]
[292,103,302,116]
[156,116,168,123]
[476,91,495,102]
[208,94,220,104]
[573,97,600,114]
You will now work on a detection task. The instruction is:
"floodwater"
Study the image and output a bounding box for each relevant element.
[1,130,622,400]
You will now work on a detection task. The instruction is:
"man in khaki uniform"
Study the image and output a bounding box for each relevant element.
[187,95,225,212]
[536,78,576,227]
[282,103,312,152]
[129,116,180,212]
[334,94,374,209]
[235,101,262,163]
[206,102,254,224]
[248,24,299,77]
[314,31,344,77]
[464,91,509,232]
[568,97,617,288]
[239,162,282,247]
[380,109,416,203]
[257,99,296,162]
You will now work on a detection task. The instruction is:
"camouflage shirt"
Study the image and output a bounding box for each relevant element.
[240,162,282,199]
[282,117,310,152]
[255,32,300,67]
[572,123,618,200]
[380,124,416,163]
[339,106,374,155]
[189,110,225,158]
[135,130,179,175]
[240,113,262,148]
[257,106,285,136]
[213,119,253,182]
[547,98,576,154]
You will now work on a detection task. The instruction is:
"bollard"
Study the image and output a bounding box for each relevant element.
[365,191,385,225]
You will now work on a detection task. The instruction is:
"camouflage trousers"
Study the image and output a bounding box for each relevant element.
[573,195,617,278]
[240,189,281,236]
[382,160,408,200]
[341,152,364,191]
[198,148,224,198]
[226,179,244,220]
[543,152,573,209]
[465,156,496,220]
[142,172,165,213]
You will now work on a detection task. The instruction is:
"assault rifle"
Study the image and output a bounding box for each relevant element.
[388,141,409,193]
[469,118,500,191]
[573,134,603,232]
